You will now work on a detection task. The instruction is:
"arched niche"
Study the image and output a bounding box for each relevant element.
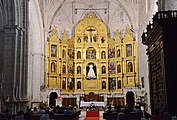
[49,92,58,107]
[126,91,135,108]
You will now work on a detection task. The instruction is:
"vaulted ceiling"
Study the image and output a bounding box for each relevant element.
[36,0,139,38]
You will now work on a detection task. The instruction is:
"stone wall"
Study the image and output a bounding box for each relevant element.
[165,0,177,10]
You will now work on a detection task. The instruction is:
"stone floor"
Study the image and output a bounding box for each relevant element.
[79,111,105,120]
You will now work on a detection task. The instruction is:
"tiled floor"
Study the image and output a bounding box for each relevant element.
[79,111,105,120]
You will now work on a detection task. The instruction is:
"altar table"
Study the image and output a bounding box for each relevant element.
[80,101,105,107]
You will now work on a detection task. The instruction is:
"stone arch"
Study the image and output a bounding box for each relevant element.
[49,92,58,107]
[126,91,135,108]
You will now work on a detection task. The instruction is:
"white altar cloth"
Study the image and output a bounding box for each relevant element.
[80,101,105,107]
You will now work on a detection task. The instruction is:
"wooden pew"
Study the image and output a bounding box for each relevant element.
[11,110,81,120]
[103,111,143,120]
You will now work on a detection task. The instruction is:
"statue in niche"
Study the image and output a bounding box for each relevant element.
[62,50,66,58]
[62,65,66,74]
[86,47,96,59]
[102,66,106,74]
[118,80,121,89]
[62,80,66,89]
[117,64,121,73]
[117,49,120,57]
[93,35,97,42]
[109,62,116,74]
[109,48,115,58]
[84,36,88,42]
[77,81,81,89]
[109,78,116,90]
[77,66,81,74]
[102,81,106,89]
[78,37,81,43]
[126,44,132,57]
[51,45,57,57]
[68,78,74,91]
[101,51,106,59]
[77,51,81,59]
[86,64,97,79]
[51,62,56,72]
[68,49,74,59]
[128,62,133,72]
[68,63,74,74]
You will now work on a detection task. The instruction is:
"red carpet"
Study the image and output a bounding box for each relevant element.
[85,111,99,120]
[84,117,99,120]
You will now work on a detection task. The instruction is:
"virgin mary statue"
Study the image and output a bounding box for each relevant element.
[86,64,96,79]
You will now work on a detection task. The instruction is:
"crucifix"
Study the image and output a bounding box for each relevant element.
[86,27,95,43]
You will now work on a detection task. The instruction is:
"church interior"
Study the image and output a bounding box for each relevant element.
[1,0,177,119]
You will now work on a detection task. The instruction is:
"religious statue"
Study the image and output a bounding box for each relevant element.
[78,37,81,43]
[68,78,74,91]
[62,65,66,74]
[109,48,115,58]
[51,45,57,57]
[86,64,96,79]
[117,64,121,73]
[86,47,96,59]
[84,36,88,42]
[117,49,120,57]
[77,51,81,59]
[68,49,74,59]
[126,44,132,57]
[101,51,106,59]
[77,66,81,74]
[102,66,106,74]
[51,62,56,72]
[62,50,66,58]
[118,80,121,89]
[77,81,81,89]
[62,80,66,89]
[109,62,116,74]
[93,35,97,42]
[102,81,106,89]
[109,79,116,90]
[128,62,133,72]
[68,63,74,74]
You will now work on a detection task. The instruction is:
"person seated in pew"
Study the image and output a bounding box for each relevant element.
[117,112,130,120]
[64,107,74,115]
[107,106,112,113]
[40,110,50,120]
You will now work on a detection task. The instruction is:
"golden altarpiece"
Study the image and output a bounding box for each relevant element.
[45,12,138,106]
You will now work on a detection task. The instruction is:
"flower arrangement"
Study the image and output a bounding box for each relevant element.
[89,103,97,111]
